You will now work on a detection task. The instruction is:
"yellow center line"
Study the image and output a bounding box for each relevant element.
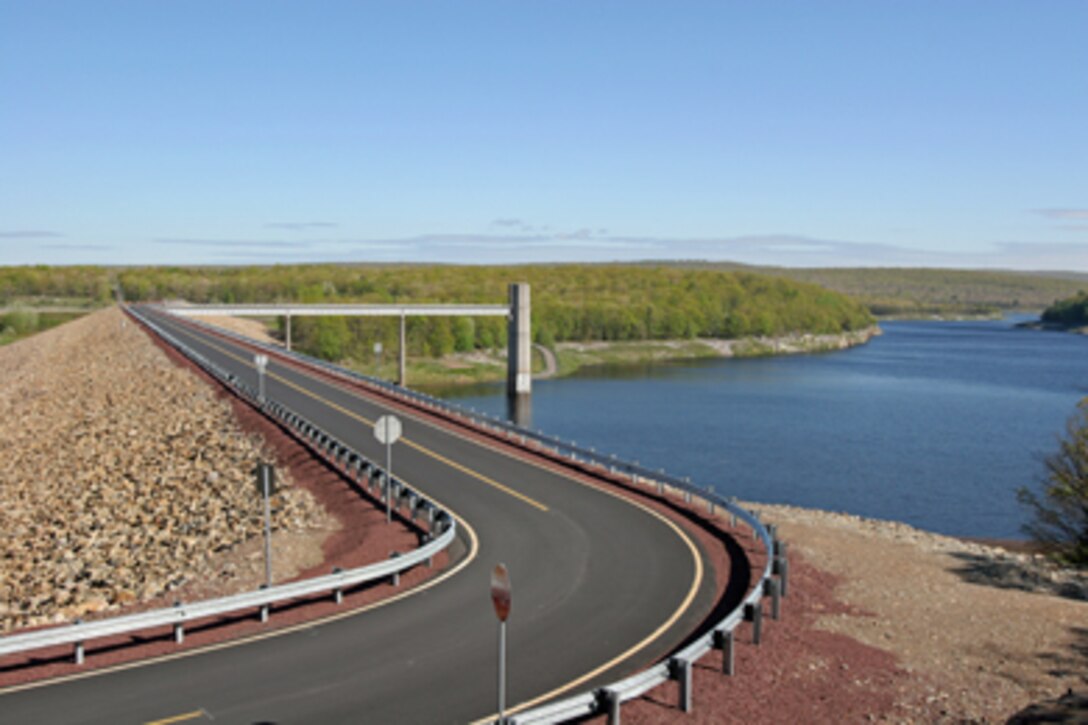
[144,710,205,725]
[470,500,703,723]
[165,320,548,512]
[162,316,705,719]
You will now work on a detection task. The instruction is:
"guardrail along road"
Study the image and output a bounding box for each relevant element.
[0,306,719,724]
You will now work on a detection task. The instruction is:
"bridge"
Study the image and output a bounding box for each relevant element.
[0,303,784,723]
[165,282,533,398]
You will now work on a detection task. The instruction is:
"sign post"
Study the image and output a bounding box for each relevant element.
[254,353,269,402]
[254,462,277,586]
[373,415,402,523]
[373,341,383,378]
[490,564,512,724]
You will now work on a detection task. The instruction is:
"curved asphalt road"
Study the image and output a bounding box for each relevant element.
[0,307,717,724]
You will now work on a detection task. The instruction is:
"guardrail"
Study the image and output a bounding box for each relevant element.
[159,305,788,724]
[0,306,457,667]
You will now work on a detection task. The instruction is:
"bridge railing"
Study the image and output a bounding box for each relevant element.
[0,306,458,667]
[161,306,788,724]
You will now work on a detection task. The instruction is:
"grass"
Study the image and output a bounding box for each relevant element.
[0,311,87,346]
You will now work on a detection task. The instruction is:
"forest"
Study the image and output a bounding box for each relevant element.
[1041,291,1088,327]
[0,264,874,362]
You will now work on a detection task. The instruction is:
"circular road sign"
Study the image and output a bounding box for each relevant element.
[374,415,402,445]
[490,563,511,622]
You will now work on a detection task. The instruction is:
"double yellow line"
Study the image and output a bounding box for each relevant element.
[168,321,549,513]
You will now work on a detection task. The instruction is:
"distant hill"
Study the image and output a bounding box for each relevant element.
[651,262,1088,317]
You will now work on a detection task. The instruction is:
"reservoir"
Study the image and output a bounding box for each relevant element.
[428,317,1088,540]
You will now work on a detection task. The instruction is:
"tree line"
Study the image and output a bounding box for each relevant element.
[0,264,875,360]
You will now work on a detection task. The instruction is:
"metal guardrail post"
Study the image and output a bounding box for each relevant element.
[766,578,781,620]
[745,602,763,645]
[390,552,401,586]
[775,541,789,596]
[713,628,735,675]
[670,657,693,713]
[599,687,621,724]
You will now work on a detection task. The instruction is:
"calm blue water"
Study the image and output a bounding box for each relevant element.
[428,318,1088,539]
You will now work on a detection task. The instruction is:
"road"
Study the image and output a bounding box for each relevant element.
[0,307,718,724]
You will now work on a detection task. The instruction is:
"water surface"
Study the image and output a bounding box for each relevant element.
[427,318,1088,539]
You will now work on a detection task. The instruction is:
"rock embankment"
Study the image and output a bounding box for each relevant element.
[0,308,331,633]
[704,325,882,357]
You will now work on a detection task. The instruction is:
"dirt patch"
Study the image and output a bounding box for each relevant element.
[199,315,280,346]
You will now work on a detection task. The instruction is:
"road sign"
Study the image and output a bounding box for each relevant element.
[374,415,402,445]
[254,354,269,401]
[373,341,383,355]
[254,462,276,586]
[490,563,511,622]
[491,563,511,722]
[254,462,277,496]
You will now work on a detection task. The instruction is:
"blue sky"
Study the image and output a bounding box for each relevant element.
[1,1,1085,269]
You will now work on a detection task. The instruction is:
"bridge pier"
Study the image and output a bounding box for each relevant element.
[398,313,407,386]
[507,282,531,404]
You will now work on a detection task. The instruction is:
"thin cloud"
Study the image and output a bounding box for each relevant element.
[0,230,64,239]
[42,243,112,251]
[490,218,545,233]
[155,238,306,249]
[1033,209,1088,220]
[264,222,339,231]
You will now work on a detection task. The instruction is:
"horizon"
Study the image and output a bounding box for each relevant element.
[2,1,1085,270]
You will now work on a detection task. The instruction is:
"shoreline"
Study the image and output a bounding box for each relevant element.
[420,324,884,388]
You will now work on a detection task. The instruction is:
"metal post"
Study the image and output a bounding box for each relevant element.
[385,418,393,524]
[398,312,406,387]
[717,629,735,675]
[498,619,507,725]
[767,578,781,620]
[286,313,292,351]
[776,542,789,596]
[602,688,621,724]
[673,658,692,712]
[262,468,273,586]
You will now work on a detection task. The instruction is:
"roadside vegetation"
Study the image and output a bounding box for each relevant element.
[0,308,86,346]
[1018,401,1088,567]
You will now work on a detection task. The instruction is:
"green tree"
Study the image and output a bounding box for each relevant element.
[1017,401,1088,566]
[452,317,475,352]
